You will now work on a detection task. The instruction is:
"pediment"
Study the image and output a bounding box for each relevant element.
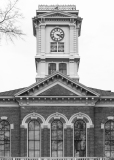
[15,72,100,97]
[39,84,78,96]
[39,11,76,18]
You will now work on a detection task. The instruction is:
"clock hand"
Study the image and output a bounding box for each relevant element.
[57,34,63,38]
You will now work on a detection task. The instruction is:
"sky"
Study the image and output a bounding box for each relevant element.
[0,0,114,92]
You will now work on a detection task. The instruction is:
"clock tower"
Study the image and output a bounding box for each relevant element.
[32,5,82,81]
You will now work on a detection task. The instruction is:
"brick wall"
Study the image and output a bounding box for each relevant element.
[0,104,114,157]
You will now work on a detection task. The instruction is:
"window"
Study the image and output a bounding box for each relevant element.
[105,120,114,158]
[51,42,64,52]
[0,120,10,156]
[48,63,56,75]
[74,120,86,157]
[59,63,67,74]
[28,120,40,157]
[51,120,63,157]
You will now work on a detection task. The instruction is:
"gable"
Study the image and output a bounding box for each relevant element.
[39,84,78,96]
[15,72,100,97]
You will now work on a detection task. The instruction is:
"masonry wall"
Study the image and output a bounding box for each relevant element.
[0,104,114,157]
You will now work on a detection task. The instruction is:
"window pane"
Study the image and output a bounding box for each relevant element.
[5,143,10,151]
[59,63,67,74]
[58,141,63,150]
[105,141,110,150]
[111,131,114,140]
[52,151,57,157]
[0,151,4,156]
[58,151,63,157]
[35,121,40,130]
[29,131,34,140]
[52,131,57,140]
[105,151,110,157]
[48,63,56,75]
[29,121,35,130]
[52,141,57,150]
[58,42,64,52]
[5,151,10,157]
[35,151,40,157]
[35,141,40,150]
[29,141,34,150]
[58,131,63,140]
[111,151,114,157]
[35,131,40,140]
[29,151,34,157]
[51,42,57,52]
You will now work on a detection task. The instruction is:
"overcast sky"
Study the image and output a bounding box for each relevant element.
[0,0,114,92]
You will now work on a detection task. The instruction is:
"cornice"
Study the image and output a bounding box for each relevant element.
[15,96,98,107]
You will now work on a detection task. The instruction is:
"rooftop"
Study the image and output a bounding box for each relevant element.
[38,5,76,11]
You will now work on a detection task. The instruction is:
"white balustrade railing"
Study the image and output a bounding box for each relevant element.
[0,157,111,160]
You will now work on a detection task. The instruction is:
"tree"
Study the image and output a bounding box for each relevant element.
[0,0,24,42]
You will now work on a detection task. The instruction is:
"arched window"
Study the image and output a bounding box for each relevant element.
[74,120,86,157]
[59,63,67,74]
[48,63,56,75]
[0,120,10,156]
[51,120,63,157]
[28,120,40,157]
[105,120,114,158]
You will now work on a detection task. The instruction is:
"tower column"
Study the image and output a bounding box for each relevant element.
[70,25,75,55]
[41,25,46,54]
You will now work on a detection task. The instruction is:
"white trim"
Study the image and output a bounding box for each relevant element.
[45,112,68,126]
[34,81,81,96]
[20,103,96,107]
[21,112,45,128]
[107,116,114,120]
[69,112,93,128]
[1,116,8,120]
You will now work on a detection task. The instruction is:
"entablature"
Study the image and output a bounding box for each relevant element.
[15,95,98,107]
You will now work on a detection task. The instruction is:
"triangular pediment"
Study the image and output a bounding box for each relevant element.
[15,72,100,97]
[39,84,78,96]
[38,10,76,18]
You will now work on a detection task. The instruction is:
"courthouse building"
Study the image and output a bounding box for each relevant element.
[0,5,114,159]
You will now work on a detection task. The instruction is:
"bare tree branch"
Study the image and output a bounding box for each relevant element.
[0,0,25,43]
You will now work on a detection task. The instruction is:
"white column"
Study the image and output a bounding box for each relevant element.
[70,25,75,55]
[41,25,45,54]
[36,26,39,55]
[69,60,74,77]
[40,60,46,77]
[76,28,79,54]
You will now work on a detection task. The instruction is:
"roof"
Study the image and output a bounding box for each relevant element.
[0,88,25,96]
[0,86,114,97]
[89,87,114,96]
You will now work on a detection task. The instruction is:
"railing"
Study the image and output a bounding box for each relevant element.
[0,157,110,160]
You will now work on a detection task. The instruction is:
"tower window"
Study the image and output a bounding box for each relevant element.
[51,42,64,52]
[59,63,67,74]
[48,63,56,75]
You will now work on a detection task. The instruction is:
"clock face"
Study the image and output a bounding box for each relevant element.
[50,28,64,41]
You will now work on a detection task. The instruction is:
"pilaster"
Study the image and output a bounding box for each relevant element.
[41,25,46,54]
[70,25,75,55]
